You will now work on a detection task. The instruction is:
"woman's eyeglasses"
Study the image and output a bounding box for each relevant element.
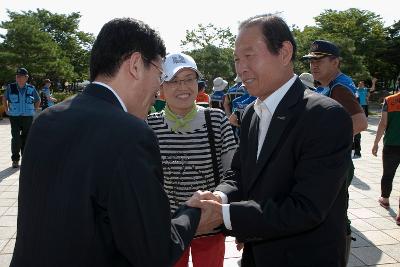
[164,77,198,88]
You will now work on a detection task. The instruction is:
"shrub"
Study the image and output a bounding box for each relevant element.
[52,92,76,102]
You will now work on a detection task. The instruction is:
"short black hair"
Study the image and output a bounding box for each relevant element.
[198,80,206,90]
[239,14,297,61]
[90,18,166,81]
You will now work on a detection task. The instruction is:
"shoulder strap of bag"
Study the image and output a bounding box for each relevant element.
[204,108,220,186]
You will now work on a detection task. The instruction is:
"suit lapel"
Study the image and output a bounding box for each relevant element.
[246,78,304,191]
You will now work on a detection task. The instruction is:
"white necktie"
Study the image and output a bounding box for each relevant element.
[257,103,271,160]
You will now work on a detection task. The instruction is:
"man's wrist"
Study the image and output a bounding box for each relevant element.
[213,193,222,203]
[213,191,227,204]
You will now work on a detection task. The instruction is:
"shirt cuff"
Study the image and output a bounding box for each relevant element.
[214,191,228,204]
[222,204,232,230]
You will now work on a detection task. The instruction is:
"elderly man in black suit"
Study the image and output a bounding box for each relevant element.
[11,18,206,267]
[188,14,353,266]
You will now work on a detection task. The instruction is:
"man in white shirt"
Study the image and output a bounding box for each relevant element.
[187,14,353,267]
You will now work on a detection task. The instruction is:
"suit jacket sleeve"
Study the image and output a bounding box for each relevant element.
[107,125,200,266]
[216,145,243,202]
[220,103,352,241]
[215,103,255,201]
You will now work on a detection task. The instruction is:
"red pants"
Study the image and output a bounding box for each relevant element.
[174,233,225,267]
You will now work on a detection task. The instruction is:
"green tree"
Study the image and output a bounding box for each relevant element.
[34,9,94,82]
[314,8,387,81]
[0,9,94,87]
[181,23,235,50]
[293,8,388,84]
[181,24,236,89]
[188,45,235,90]
[382,20,400,87]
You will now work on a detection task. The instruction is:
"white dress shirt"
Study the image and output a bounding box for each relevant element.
[216,74,297,230]
[254,101,271,159]
[92,81,128,112]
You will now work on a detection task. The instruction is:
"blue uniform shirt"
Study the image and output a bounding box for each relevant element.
[315,73,356,98]
[5,83,40,116]
[232,89,256,113]
[357,87,369,106]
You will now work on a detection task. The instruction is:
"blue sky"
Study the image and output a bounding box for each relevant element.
[1,0,397,52]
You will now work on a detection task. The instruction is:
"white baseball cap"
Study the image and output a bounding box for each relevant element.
[163,52,202,82]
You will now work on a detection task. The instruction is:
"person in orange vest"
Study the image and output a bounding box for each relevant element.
[372,91,400,226]
[195,79,210,108]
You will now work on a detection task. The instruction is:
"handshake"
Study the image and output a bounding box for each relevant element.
[186,190,224,235]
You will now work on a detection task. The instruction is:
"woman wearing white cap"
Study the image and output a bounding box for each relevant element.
[147,52,237,267]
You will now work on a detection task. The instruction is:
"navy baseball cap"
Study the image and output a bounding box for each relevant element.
[302,40,340,59]
[16,67,29,76]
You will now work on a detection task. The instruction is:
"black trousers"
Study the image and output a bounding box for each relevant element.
[353,105,368,154]
[9,116,33,161]
[381,145,400,198]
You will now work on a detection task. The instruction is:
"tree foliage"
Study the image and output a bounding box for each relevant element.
[187,45,235,91]
[181,23,235,50]
[294,8,398,88]
[382,20,400,83]
[316,9,387,80]
[181,24,236,90]
[0,9,94,87]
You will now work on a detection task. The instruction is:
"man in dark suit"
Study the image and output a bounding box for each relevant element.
[11,18,203,267]
[188,14,353,266]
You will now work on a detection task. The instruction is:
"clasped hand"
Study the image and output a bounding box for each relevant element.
[186,190,223,235]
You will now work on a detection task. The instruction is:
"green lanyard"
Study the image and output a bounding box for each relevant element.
[164,104,197,131]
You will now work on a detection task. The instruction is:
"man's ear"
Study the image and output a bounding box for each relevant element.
[128,52,144,80]
[332,57,340,68]
[280,41,293,66]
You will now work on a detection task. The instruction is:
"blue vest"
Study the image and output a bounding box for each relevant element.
[226,83,246,103]
[6,83,39,116]
[315,73,356,97]
[210,91,225,110]
[232,93,256,113]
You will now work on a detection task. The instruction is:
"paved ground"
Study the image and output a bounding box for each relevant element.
[0,110,399,267]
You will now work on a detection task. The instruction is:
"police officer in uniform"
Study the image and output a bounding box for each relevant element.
[2,68,40,168]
